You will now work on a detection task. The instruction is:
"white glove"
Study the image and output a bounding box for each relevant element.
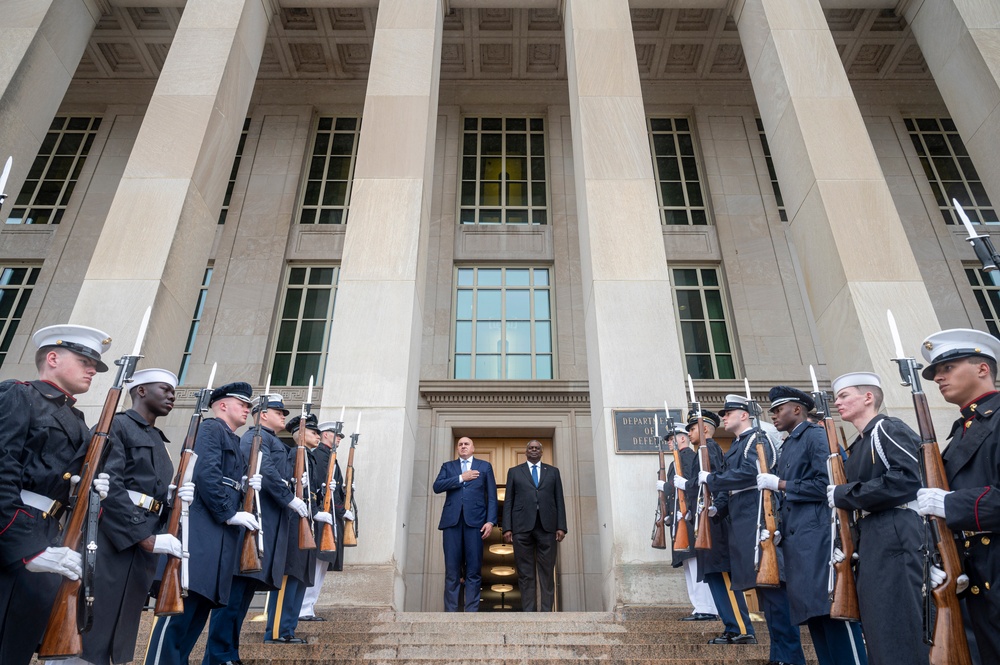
[288,497,309,518]
[917,487,950,518]
[177,482,195,504]
[675,510,684,522]
[827,485,837,508]
[248,473,262,492]
[759,528,782,545]
[707,506,718,517]
[314,511,333,525]
[928,566,969,593]
[656,480,665,492]
[756,473,780,492]
[673,475,688,491]
[225,511,260,531]
[25,546,82,580]
[328,479,339,492]
[152,534,183,558]
[92,473,110,500]
[698,470,710,485]
[302,473,310,489]
[343,509,355,521]
[832,547,845,564]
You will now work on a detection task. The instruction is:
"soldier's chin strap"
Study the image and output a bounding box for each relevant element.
[79,486,101,633]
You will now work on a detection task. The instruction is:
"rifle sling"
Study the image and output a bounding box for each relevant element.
[80,487,101,633]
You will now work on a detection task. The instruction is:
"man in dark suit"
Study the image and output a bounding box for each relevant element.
[433,436,497,612]
[502,440,566,612]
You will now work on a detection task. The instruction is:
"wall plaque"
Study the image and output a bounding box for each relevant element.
[613,408,685,454]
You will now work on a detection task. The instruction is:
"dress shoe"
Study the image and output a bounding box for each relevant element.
[219,661,243,665]
[729,633,757,644]
[708,632,738,644]
[681,612,719,621]
[766,662,795,665]
[264,636,306,644]
[298,615,326,622]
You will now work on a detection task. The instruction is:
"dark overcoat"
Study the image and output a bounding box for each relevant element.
[312,442,346,570]
[238,425,292,590]
[690,438,731,578]
[666,447,697,567]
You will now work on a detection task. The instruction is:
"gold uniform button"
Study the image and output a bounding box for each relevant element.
[965,540,972,548]
[983,536,991,546]
[986,582,992,591]
[62,472,71,480]
[971,586,980,595]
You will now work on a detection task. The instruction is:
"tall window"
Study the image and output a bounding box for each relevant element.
[6,117,102,225]
[671,267,736,379]
[271,265,339,385]
[453,267,553,380]
[177,266,214,384]
[460,117,548,225]
[649,118,707,225]
[299,117,361,225]
[0,266,40,368]
[905,118,997,225]
[757,119,788,222]
[219,119,251,225]
[965,267,1000,336]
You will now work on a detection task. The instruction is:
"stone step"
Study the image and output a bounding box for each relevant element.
[239,660,820,665]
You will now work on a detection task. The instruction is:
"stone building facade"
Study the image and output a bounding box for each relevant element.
[0,0,997,612]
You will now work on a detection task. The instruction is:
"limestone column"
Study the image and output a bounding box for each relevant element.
[564,0,689,608]
[68,0,275,403]
[902,1,1000,212]
[0,0,101,211]
[732,0,950,428]
[317,0,443,609]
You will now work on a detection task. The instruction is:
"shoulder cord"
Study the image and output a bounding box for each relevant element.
[871,420,918,470]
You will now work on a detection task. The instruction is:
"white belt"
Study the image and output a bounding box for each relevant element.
[127,490,163,514]
[20,489,61,516]
[730,486,756,496]
[861,499,918,519]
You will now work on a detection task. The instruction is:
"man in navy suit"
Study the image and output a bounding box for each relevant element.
[502,440,566,611]
[433,436,498,611]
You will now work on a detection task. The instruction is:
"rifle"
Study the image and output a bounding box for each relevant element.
[651,418,668,550]
[294,377,317,550]
[319,417,344,553]
[343,414,360,546]
[239,379,270,574]
[745,382,780,588]
[809,365,860,621]
[887,310,972,665]
[154,363,216,616]
[38,308,150,658]
[689,375,713,551]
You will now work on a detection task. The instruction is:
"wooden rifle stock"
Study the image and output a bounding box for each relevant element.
[319,440,339,552]
[754,439,781,588]
[651,442,667,550]
[39,373,129,657]
[913,393,972,665]
[695,445,713,550]
[822,417,860,621]
[343,439,357,546]
[239,421,264,573]
[294,442,317,550]
[671,448,691,552]
[154,403,204,616]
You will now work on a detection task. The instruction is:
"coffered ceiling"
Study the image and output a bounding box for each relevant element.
[75,6,930,82]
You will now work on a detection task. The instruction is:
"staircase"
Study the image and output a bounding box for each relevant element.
[128,605,819,664]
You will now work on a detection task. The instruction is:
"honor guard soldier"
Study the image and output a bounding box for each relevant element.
[203,393,290,665]
[661,426,717,621]
[61,369,192,665]
[144,382,261,665]
[300,423,349,622]
[760,386,867,665]
[828,372,927,665]
[264,413,333,644]
[917,329,1000,663]
[0,325,112,665]
[701,394,805,665]
[679,409,756,643]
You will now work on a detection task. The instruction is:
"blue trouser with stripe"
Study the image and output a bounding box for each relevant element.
[758,585,806,665]
[807,616,868,665]
[143,591,214,665]
[705,571,754,636]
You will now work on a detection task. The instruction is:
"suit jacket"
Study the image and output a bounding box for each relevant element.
[502,462,567,535]
[433,457,498,529]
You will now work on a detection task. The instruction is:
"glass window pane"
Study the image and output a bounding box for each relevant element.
[673,269,699,286]
[681,321,711,353]
[506,269,529,286]
[296,320,327,352]
[534,269,549,286]
[701,269,719,286]
[535,355,553,379]
[476,321,502,353]
[687,354,715,380]
[454,354,471,379]
[282,289,303,318]
[292,354,321,386]
[276,321,297,352]
[302,289,331,319]
[456,290,473,320]
[506,134,527,155]
[675,291,705,320]
[455,321,472,353]
[534,290,550,319]
[506,321,530,353]
[476,355,501,379]
[507,355,531,379]
[710,321,731,353]
[457,268,474,286]
[477,290,501,319]
[716,355,735,379]
[506,291,530,319]
[272,354,291,385]
[535,322,552,353]
[479,269,502,286]
[506,182,527,206]
[661,182,685,206]
[705,290,725,319]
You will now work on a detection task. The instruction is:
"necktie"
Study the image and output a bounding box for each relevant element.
[462,459,469,474]
[531,464,539,487]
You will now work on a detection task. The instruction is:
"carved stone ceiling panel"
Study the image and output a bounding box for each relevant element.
[76,6,930,83]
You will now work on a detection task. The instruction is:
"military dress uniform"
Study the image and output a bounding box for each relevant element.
[144,383,253,665]
[83,406,175,665]
[767,386,866,665]
[918,329,1000,663]
[300,429,346,620]
[203,396,292,665]
[706,395,804,665]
